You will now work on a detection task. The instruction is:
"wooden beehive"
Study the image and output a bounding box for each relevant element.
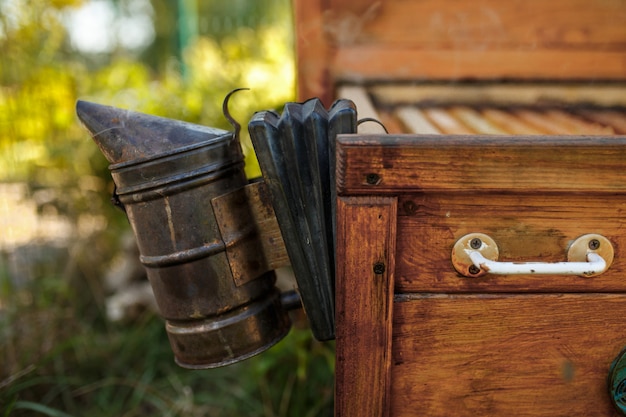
[293,1,626,416]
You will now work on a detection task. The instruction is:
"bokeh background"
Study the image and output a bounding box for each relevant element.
[0,0,334,415]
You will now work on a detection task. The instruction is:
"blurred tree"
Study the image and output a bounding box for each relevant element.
[0,0,295,196]
[0,0,335,414]
[0,0,297,326]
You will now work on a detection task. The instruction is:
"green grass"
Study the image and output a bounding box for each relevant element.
[0,264,334,417]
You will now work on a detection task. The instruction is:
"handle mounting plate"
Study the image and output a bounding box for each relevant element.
[452,233,614,278]
[566,234,614,272]
[451,233,499,278]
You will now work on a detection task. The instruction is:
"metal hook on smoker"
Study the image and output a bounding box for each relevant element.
[357,117,389,133]
[222,88,250,138]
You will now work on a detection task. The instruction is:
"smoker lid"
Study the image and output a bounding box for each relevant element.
[76,100,232,165]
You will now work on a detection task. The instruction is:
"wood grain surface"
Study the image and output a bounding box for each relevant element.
[336,134,626,195]
[335,196,397,417]
[390,294,626,416]
[334,133,626,416]
[293,0,626,102]
[394,192,626,293]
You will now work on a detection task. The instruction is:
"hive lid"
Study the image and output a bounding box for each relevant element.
[76,100,232,165]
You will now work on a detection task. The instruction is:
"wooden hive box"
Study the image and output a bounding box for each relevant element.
[293,1,626,416]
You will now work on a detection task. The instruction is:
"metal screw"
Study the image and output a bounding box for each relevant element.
[468,265,481,275]
[365,173,381,185]
[470,238,482,249]
[403,200,418,215]
[373,262,386,275]
[589,239,600,250]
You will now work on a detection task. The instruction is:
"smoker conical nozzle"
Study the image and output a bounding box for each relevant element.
[76,100,232,165]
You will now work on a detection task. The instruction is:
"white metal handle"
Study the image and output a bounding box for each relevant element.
[452,233,614,278]
[468,250,606,276]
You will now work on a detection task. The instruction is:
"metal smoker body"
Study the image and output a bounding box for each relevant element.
[76,96,357,368]
[77,99,289,368]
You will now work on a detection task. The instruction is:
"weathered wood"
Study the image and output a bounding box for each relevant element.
[334,132,626,416]
[211,181,289,286]
[336,134,626,195]
[301,1,626,414]
[376,110,405,135]
[396,107,441,134]
[448,106,507,134]
[390,294,626,416]
[545,109,616,135]
[293,0,332,105]
[481,108,543,135]
[371,84,626,108]
[578,110,626,134]
[294,0,626,101]
[422,108,473,135]
[333,49,626,84]
[335,196,397,417]
[363,0,626,46]
[515,109,585,134]
[337,85,387,134]
[394,192,626,293]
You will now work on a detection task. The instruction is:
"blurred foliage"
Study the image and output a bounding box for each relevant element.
[0,0,334,415]
[1,305,334,416]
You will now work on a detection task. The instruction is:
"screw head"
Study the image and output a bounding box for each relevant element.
[373,262,386,275]
[470,238,482,249]
[403,200,418,215]
[365,173,381,185]
[468,265,481,275]
[589,239,600,250]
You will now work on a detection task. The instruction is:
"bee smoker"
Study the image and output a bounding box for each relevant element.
[76,94,357,369]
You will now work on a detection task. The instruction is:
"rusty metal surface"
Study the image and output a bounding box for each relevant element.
[76,100,233,164]
[166,289,290,369]
[77,99,291,368]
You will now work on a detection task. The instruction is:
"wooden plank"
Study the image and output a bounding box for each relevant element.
[545,109,616,135]
[335,196,397,417]
[330,0,626,82]
[293,0,626,102]
[371,83,626,108]
[335,134,626,195]
[211,181,289,286]
[394,192,626,293]
[391,294,626,416]
[328,0,384,15]
[293,0,332,105]
[423,108,473,134]
[481,108,543,135]
[578,110,626,134]
[376,110,405,134]
[333,48,626,83]
[449,106,507,134]
[396,107,441,134]
[337,85,387,134]
[363,0,626,47]
[514,109,575,134]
